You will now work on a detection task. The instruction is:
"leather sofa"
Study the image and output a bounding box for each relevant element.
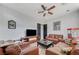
[5,42,39,55]
[46,34,64,44]
[0,36,39,55]
[45,38,79,55]
[45,42,71,55]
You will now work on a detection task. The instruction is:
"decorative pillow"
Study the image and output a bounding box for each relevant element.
[61,47,72,54]
[5,44,21,55]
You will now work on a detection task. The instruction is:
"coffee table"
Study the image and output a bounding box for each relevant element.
[37,40,53,49]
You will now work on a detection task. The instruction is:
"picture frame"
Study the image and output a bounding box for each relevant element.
[8,20,16,29]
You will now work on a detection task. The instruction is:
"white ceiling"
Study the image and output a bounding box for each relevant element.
[1,3,79,21]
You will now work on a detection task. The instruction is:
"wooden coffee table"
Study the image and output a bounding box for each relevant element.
[37,40,53,49]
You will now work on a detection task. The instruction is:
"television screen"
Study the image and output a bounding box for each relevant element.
[26,29,36,36]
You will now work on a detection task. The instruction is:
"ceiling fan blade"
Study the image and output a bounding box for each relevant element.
[47,5,55,11]
[43,13,46,16]
[38,11,44,13]
[48,12,53,15]
[41,5,46,10]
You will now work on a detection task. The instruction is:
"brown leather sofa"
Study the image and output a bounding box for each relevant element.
[4,42,39,55]
[0,36,39,55]
[45,42,71,55]
[45,38,79,55]
[46,34,64,44]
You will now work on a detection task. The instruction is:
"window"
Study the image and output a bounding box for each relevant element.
[53,21,61,31]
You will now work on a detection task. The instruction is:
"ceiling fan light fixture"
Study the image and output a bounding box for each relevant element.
[66,10,70,12]
[61,3,67,5]
[38,4,56,17]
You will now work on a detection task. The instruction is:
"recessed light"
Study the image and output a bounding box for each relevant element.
[61,3,66,5]
[66,10,70,12]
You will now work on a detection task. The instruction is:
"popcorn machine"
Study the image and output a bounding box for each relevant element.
[67,28,79,39]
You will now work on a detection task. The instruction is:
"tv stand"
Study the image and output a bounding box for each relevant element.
[25,36,37,38]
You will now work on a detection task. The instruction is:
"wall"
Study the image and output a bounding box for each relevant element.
[0,5,38,40]
[0,4,79,40]
[45,10,79,39]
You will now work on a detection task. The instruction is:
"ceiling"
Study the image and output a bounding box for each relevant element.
[1,3,79,21]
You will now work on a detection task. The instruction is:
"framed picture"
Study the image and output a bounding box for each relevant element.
[8,20,16,29]
[53,21,61,31]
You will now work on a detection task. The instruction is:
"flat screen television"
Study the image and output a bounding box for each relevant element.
[26,29,36,36]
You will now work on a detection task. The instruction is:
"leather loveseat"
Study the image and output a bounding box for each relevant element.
[0,37,39,55]
[45,42,71,55]
[46,34,64,44]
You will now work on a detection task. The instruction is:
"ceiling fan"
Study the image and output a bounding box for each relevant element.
[38,5,55,17]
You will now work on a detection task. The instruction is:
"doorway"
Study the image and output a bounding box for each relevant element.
[37,23,41,40]
[43,24,47,39]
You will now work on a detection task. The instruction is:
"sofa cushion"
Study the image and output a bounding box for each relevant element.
[5,44,21,55]
[54,42,68,48]
[20,46,38,55]
[46,47,63,55]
